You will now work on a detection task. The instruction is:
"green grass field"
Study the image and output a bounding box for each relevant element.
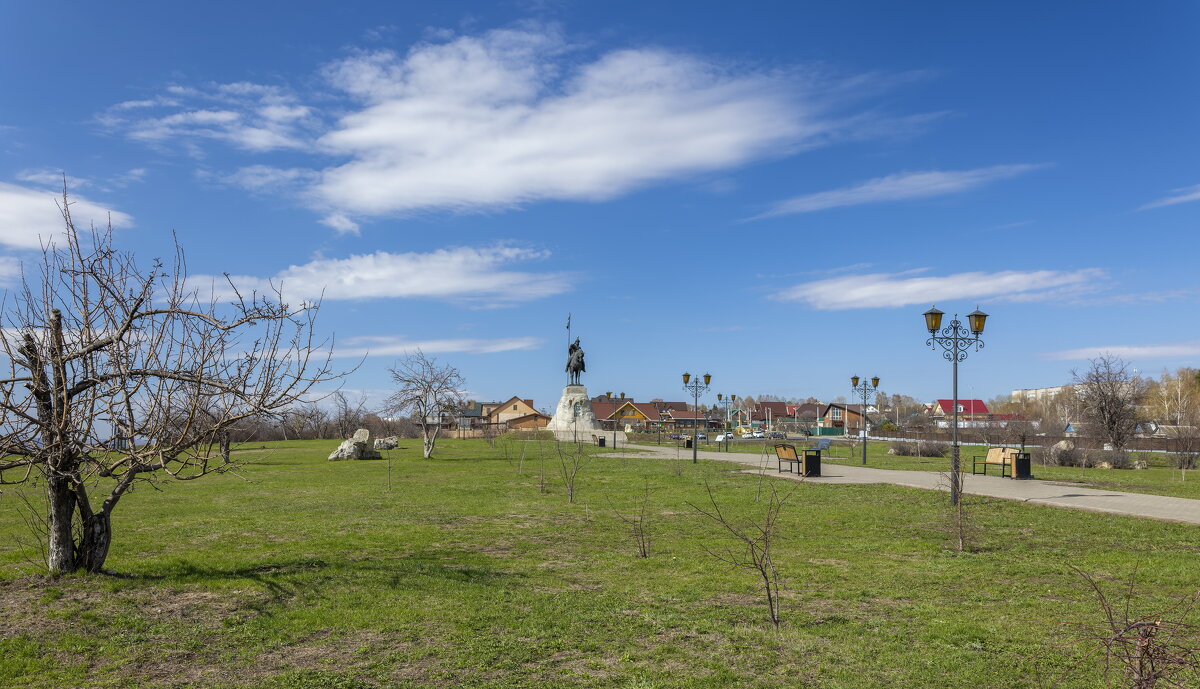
[1,438,1198,688]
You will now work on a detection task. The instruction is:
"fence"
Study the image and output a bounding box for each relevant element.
[870,428,1191,453]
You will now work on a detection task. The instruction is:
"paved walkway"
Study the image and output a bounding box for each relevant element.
[618,444,1200,525]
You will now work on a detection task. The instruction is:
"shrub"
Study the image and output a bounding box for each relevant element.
[888,440,949,457]
[1092,450,1132,469]
[1049,446,1090,467]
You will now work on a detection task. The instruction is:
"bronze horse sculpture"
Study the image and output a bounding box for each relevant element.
[566,337,585,385]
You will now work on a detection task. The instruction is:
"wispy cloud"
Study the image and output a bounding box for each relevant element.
[18,167,147,192]
[334,334,541,358]
[98,82,318,153]
[773,268,1104,310]
[1044,341,1200,361]
[194,244,571,306]
[104,25,938,230]
[747,164,1045,220]
[0,182,134,249]
[1140,183,1200,210]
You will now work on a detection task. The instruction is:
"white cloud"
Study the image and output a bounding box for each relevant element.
[318,213,360,235]
[0,256,23,286]
[748,165,1044,219]
[1045,342,1200,361]
[774,268,1104,310]
[100,83,316,153]
[311,29,824,217]
[222,165,318,192]
[196,244,570,305]
[1140,183,1200,210]
[334,334,541,358]
[18,167,147,192]
[17,169,90,188]
[103,25,937,229]
[0,183,134,249]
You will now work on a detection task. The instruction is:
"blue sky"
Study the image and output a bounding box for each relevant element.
[1,1,1197,412]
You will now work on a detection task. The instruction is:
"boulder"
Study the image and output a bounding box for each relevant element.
[374,436,398,450]
[1133,459,1149,470]
[1096,461,1112,470]
[328,428,383,461]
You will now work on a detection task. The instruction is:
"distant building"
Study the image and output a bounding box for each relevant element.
[1011,385,1073,403]
[819,403,872,432]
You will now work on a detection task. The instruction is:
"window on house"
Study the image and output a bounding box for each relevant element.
[831,408,842,420]
[956,404,964,413]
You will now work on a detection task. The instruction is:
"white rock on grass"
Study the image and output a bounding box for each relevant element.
[328,428,383,461]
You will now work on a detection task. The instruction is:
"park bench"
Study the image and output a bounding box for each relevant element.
[972,447,1020,477]
[775,444,801,473]
[775,443,821,477]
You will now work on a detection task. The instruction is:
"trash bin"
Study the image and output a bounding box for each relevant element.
[1013,451,1032,479]
[801,449,822,477]
[597,437,605,447]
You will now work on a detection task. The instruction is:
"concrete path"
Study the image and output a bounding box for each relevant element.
[617,444,1200,525]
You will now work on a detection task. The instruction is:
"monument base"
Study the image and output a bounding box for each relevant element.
[547,384,629,443]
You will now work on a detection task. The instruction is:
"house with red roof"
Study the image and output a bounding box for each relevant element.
[930,399,990,418]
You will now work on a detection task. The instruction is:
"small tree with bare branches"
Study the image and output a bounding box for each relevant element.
[556,441,587,503]
[689,481,794,627]
[609,481,653,557]
[384,351,465,458]
[0,192,339,574]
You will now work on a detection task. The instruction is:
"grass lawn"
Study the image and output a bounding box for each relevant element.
[1,438,1198,688]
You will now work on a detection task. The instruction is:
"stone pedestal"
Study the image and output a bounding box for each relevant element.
[547,384,605,442]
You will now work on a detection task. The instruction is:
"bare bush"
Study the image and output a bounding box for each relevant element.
[610,481,653,558]
[1059,565,1200,688]
[888,440,949,457]
[689,481,794,628]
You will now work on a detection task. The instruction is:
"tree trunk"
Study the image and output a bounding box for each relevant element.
[77,511,113,574]
[46,475,77,574]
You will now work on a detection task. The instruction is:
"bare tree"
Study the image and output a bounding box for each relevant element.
[556,441,588,503]
[689,481,793,628]
[0,194,338,574]
[329,390,367,439]
[281,403,329,440]
[1073,355,1148,453]
[384,351,465,458]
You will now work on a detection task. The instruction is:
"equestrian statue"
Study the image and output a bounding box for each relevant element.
[566,337,586,385]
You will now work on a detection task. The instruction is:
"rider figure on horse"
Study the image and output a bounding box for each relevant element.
[566,338,585,385]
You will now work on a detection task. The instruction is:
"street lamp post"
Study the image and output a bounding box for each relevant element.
[717,393,736,451]
[605,391,625,450]
[922,306,988,506]
[682,372,711,464]
[850,375,880,465]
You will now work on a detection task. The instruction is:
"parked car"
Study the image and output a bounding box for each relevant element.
[696,433,707,440]
[751,430,765,438]
[669,433,683,440]
[768,431,786,439]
